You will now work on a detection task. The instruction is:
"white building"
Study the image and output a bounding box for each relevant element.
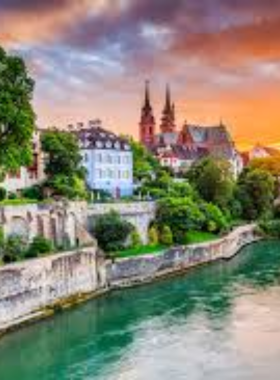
[73,120,133,198]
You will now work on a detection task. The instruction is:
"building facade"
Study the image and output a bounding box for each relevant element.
[139,82,243,177]
[72,120,133,197]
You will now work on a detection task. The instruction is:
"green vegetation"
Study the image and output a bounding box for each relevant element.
[159,225,173,246]
[236,168,275,220]
[0,46,35,179]
[41,131,87,199]
[184,231,218,244]
[92,211,134,252]
[130,139,160,181]
[114,244,165,258]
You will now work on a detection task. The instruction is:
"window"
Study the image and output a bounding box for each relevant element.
[84,153,88,162]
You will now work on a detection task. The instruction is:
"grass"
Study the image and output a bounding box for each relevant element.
[184,231,218,244]
[113,244,165,259]
[0,198,53,206]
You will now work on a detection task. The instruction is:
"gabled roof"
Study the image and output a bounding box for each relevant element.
[183,124,233,145]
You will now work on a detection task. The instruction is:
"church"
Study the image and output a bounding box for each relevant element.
[139,82,243,177]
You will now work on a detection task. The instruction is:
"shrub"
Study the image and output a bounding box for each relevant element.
[2,235,27,263]
[160,225,173,246]
[25,236,53,258]
[22,185,44,201]
[0,187,6,201]
[130,229,142,249]
[258,219,280,238]
[148,226,159,246]
[93,211,134,252]
[200,202,229,233]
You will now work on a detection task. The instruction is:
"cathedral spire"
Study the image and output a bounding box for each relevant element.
[164,84,172,113]
[144,80,151,110]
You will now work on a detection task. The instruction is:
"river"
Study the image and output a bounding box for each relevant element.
[0,241,280,380]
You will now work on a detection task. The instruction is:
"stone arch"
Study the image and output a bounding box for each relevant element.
[37,215,45,237]
[9,216,29,240]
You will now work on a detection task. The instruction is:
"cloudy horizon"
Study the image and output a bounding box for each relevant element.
[1,0,280,148]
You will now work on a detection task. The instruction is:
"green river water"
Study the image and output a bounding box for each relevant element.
[0,241,280,380]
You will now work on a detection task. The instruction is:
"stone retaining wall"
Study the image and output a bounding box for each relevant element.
[0,246,105,332]
[106,225,259,288]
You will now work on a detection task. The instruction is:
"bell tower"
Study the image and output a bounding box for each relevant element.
[139,80,155,148]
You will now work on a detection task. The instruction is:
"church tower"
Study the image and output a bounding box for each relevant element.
[160,85,176,133]
[139,81,155,147]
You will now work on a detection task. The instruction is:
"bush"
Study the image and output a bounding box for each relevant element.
[93,211,134,252]
[160,225,173,246]
[200,202,229,233]
[258,219,280,238]
[22,185,44,201]
[148,226,159,246]
[130,229,142,249]
[24,236,53,258]
[2,235,27,263]
[0,187,6,201]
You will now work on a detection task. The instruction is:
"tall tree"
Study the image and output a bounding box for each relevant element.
[187,157,234,209]
[41,131,86,199]
[236,168,275,220]
[0,46,35,179]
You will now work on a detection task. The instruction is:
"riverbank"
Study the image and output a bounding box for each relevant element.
[0,224,259,336]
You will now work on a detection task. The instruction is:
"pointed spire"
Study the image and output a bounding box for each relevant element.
[164,84,172,113]
[144,80,151,110]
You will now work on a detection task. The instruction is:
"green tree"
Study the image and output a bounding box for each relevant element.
[148,226,159,246]
[187,157,234,209]
[160,225,173,246]
[41,131,87,199]
[236,168,275,220]
[93,211,133,252]
[129,139,160,181]
[0,46,35,178]
[156,197,205,243]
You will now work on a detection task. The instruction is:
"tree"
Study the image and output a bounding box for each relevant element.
[129,139,160,181]
[148,226,159,246]
[0,46,35,178]
[249,156,280,178]
[236,168,275,220]
[41,131,87,199]
[156,197,205,243]
[93,211,133,252]
[160,225,173,246]
[187,157,234,209]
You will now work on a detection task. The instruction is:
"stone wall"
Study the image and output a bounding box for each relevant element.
[87,201,156,244]
[0,246,105,332]
[106,225,259,287]
[0,201,89,248]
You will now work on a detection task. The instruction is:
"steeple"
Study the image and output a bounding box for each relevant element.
[139,80,155,147]
[144,80,151,111]
[164,84,172,113]
[160,84,176,133]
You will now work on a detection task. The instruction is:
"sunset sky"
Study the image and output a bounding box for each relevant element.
[1,0,280,148]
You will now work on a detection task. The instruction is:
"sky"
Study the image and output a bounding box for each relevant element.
[1,0,280,148]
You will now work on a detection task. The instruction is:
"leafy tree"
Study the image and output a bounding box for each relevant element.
[156,197,205,243]
[249,156,280,178]
[93,211,133,252]
[200,202,229,233]
[0,46,35,177]
[236,168,275,220]
[160,225,173,246]
[129,139,160,181]
[41,131,86,198]
[2,235,27,263]
[148,226,159,246]
[187,157,234,209]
